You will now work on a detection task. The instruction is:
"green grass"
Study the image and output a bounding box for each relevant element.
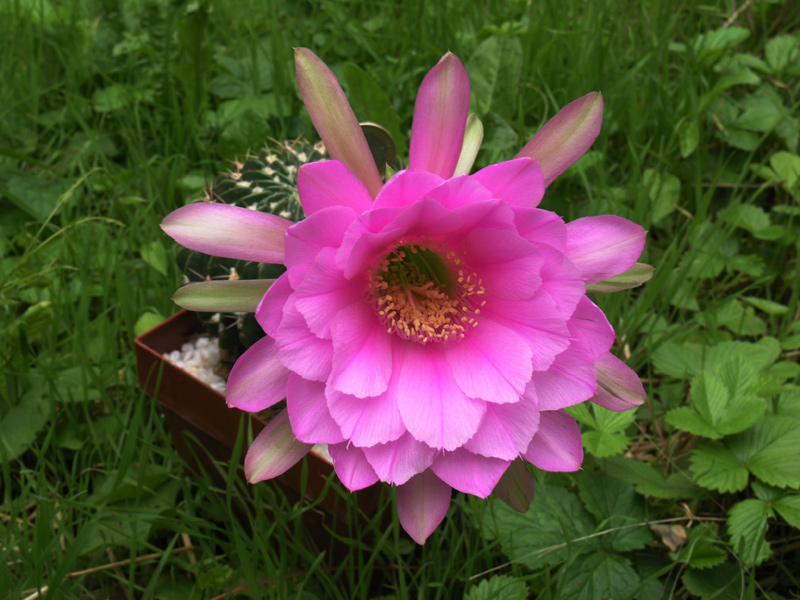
[2,0,799,598]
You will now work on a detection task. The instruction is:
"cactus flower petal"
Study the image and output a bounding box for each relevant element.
[453,113,484,176]
[565,215,647,283]
[523,409,583,472]
[161,203,291,264]
[295,48,383,198]
[397,470,452,545]
[245,409,312,483]
[409,52,470,178]
[493,459,535,513]
[592,352,646,411]
[516,92,604,187]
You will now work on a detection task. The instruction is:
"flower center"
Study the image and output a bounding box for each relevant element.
[368,241,485,344]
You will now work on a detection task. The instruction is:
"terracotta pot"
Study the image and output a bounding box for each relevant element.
[134,310,383,533]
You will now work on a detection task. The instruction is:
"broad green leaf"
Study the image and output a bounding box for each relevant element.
[776,390,800,420]
[559,552,641,600]
[765,35,800,73]
[651,341,702,378]
[705,337,780,371]
[683,563,743,600]
[672,522,726,570]
[773,494,800,529]
[466,35,523,118]
[141,240,168,276]
[464,576,528,600]
[666,358,764,439]
[577,472,653,552]
[3,173,63,222]
[643,168,681,224]
[770,151,800,192]
[134,311,165,338]
[729,416,800,488]
[607,457,697,499]
[727,498,772,566]
[93,83,132,112]
[0,381,49,463]
[568,403,633,458]
[689,443,749,493]
[481,483,596,569]
[679,120,699,158]
[736,106,782,133]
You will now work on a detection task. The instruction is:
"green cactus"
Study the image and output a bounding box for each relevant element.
[177,138,328,366]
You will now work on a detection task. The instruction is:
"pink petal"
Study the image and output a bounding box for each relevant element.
[515,92,604,187]
[373,170,445,210]
[565,215,646,283]
[297,161,373,216]
[513,207,567,252]
[483,293,570,371]
[397,343,486,451]
[245,409,312,483]
[446,318,532,405]
[568,297,615,361]
[397,470,452,545]
[537,248,585,319]
[409,53,470,178]
[422,174,493,209]
[256,273,292,337]
[226,336,290,412]
[295,48,382,198]
[464,396,540,460]
[523,410,583,472]
[161,203,291,264]
[294,247,364,339]
[462,228,543,300]
[327,443,379,491]
[285,206,358,288]
[592,352,646,411]
[286,374,345,444]
[275,299,333,382]
[329,302,393,398]
[453,113,484,176]
[362,432,437,485]
[339,222,406,280]
[472,158,545,208]
[528,347,597,411]
[431,449,510,498]
[493,459,535,513]
[326,345,406,447]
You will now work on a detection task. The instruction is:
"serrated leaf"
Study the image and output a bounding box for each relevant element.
[765,35,800,73]
[651,341,702,378]
[464,576,528,600]
[672,523,726,569]
[481,483,596,569]
[606,456,696,499]
[736,106,782,133]
[776,390,800,420]
[729,416,800,488]
[667,359,765,439]
[559,552,641,600]
[773,494,800,528]
[683,563,743,600]
[570,404,633,458]
[727,498,772,566]
[577,472,653,552]
[689,443,749,493]
[141,240,168,276]
[705,338,780,371]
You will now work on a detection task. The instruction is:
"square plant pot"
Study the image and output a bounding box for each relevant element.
[134,309,382,528]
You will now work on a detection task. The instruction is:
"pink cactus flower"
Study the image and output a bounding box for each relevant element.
[162,49,650,544]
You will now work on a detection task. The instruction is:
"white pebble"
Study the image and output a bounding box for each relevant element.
[163,337,227,391]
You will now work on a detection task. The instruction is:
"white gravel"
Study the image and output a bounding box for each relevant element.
[163,336,228,394]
